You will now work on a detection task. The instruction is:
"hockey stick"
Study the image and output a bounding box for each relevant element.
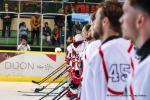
[39,78,69,100]
[34,68,68,92]
[34,67,69,93]
[57,90,68,100]
[18,91,47,94]
[32,63,66,85]
[52,86,69,100]
[17,90,58,94]
[22,93,56,96]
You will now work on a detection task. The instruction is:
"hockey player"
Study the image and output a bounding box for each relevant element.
[83,13,102,61]
[120,0,150,100]
[66,23,96,99]
[66,33,86,99]
[81,24,93,71]
[81,1,133,100]
[66,34,86,68]
[82,12,102,73]
[81,12,102,100]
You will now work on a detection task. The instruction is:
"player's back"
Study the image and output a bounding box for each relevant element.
[85,40,101,60]
[81,40,101,100]
[82,40,101,75]
[104,38,131,100]
[81,37,132,100]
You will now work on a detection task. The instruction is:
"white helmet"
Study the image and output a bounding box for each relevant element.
[73,34,84,43]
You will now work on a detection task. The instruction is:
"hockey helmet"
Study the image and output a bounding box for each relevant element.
[73,34,84,43]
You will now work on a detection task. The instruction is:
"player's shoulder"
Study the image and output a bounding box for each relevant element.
[99,38,131,59]
[138,55,150,67]
[134,55,150,85]
[67,43,74,51]
[80,41,87,47]
[101,38,130,50]
[86,40,101,52]
[89,40,101,48]
[90,40,101,45]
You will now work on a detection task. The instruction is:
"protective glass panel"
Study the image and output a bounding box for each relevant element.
[19,14,42,51]
[0,13,18,50]
[42,14,65,52]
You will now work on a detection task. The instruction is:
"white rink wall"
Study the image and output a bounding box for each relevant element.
[0,51,66,82]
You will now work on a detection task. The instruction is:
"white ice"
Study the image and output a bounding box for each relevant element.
[0,82,69,100]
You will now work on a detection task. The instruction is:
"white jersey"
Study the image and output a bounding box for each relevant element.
[124,41,141,100]
[82,40,101,74]
[85,40,101,61]
[66,42,87,71]
[17,44,31,51]
[128,41,140,66]
[81,38,132,100]
[127,55,150,100]
[126,43,150,100]
[81,40,101,100]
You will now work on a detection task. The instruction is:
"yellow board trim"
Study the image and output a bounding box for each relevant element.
[0,50,65,54]
[0,76,65,83]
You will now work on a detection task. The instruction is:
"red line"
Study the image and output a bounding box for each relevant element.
[128,41,133,53]
[99,48,109,82]
[108,87,124,95]
[130,85,135,100]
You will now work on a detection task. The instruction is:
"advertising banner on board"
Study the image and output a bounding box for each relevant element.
[0,52,65,77]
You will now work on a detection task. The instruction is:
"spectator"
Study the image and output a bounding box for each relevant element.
[66,36,73,46]
[17,35,30,51]
[51,25,60,47]
[43,22,51,45]
[1,3,14,37]
[19,22,28,37]
[54,8,65,31]
[30,14,41,45]
[60,27,66,45]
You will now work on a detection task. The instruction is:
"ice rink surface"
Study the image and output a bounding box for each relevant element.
[0,82,68,100]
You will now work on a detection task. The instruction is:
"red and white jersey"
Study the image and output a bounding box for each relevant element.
[81,38,132,100]
[124,41,141,100]
[127,55,150,100]
[66,41,87,70]
[66,42,87,59]
[127,41,140,67]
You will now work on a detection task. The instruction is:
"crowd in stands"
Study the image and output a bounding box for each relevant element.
[0,2,85,51]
